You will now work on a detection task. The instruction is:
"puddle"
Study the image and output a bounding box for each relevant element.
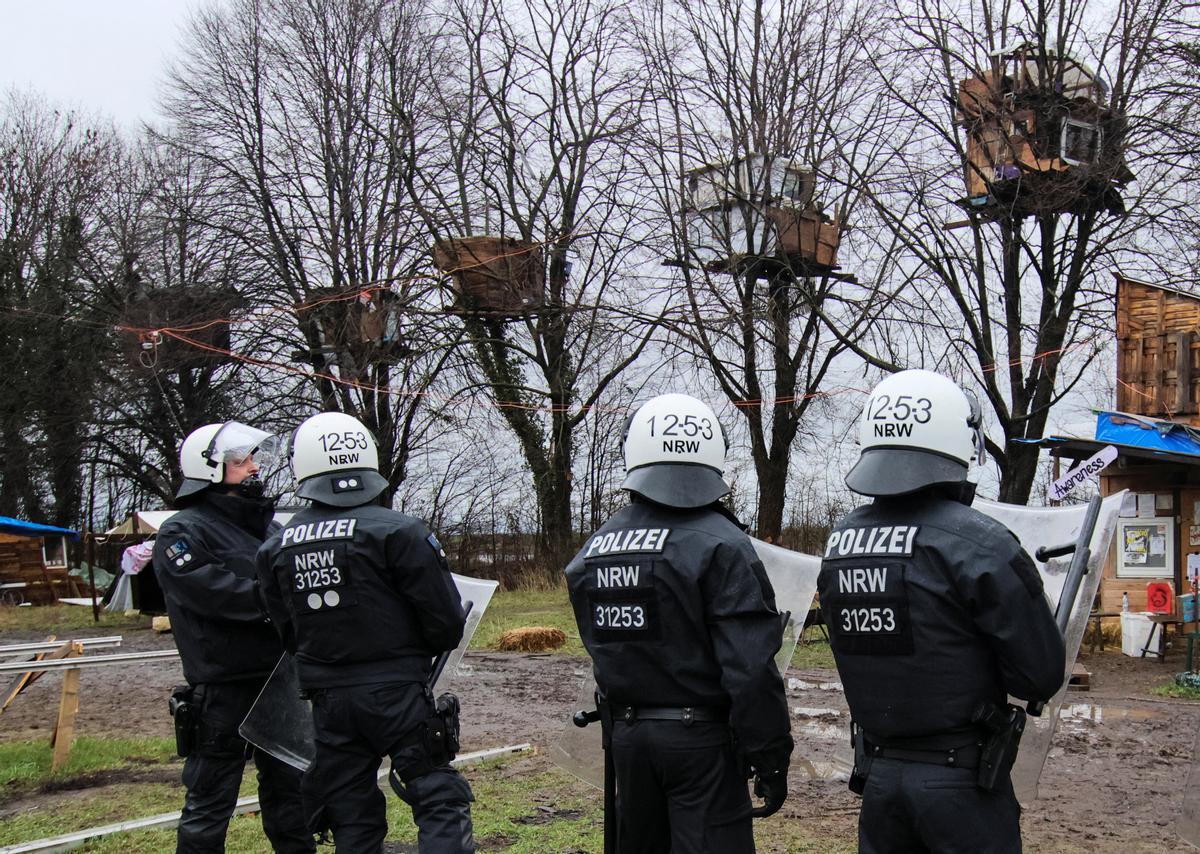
[793,757,852,781]
[792,706,848,741]
[1057,703,1160,727]
[789,677,843,692]
[794,706,842,719]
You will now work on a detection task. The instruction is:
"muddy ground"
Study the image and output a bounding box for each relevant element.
[2,621,1198,852]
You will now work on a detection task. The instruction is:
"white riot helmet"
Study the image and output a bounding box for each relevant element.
[290,412,389,507]
[622,393,730,509]
[176,421,280,502]
[845,369,985,497]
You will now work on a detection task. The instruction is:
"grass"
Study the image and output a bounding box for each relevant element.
[472,589,586,656]
[1153,680,1200,700]
[472,589,840,673]
[0,604,151,637]
[790,636,836,670]
[0,748,854,853]
[0,736,177,792]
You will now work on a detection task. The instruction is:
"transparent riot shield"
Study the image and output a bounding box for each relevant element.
[240,572,499,770]
[551,537,821,788]
[975,492,1125,803]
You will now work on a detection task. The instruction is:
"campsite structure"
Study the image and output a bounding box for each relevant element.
[432,236,546,317]
[675,153,842,279]
[0,516,80,605]
[954,43,1133,219]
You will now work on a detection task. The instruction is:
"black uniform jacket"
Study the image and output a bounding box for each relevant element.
[818,491,1066,740]
[256,502,466,690]
[152,492,282,685]
[565,499,793,768]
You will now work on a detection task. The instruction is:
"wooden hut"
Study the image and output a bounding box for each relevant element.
[0,516,81,606]
[431,237,545,317]
[679,154,841,278]
[298,285,411,364]
[1034,275,1200,616]
[123,284,244,372]
[955,44,1132,219]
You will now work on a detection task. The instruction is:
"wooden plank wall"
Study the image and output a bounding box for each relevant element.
[1116,277,1200,420]
[0,533,75,605]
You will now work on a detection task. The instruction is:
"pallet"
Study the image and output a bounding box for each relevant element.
[1069,661,1091,691]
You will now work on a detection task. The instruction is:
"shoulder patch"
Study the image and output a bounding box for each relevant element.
[427,533,446,558]
[165,540,188,559]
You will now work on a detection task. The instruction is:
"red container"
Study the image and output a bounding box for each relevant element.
[1146,582,1174,614]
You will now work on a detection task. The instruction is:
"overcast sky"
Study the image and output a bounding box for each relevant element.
[0,0,198,129]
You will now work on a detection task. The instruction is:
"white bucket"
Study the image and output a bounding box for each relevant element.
[1120,611,1157,657]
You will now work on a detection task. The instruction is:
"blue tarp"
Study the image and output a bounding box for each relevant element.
[0,515,79,541]
[1094,411,1200,457]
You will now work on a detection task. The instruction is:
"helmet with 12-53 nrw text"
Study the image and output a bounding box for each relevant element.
[290,411,390,507]
[622,393,730,509]
[845,369,985,497]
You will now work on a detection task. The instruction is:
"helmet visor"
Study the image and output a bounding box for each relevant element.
[845,447,969,497]
[209,422,281,467]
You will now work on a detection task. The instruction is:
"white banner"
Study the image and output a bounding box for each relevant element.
[1050,445,1117,502]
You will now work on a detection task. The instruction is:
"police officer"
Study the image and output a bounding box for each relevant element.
[152,422,313,854]
[565,393,793,853]
[818,370,1066,854]
[256,411,475,853]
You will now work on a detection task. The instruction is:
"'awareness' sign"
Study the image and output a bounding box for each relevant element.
[1049,445,1117,502]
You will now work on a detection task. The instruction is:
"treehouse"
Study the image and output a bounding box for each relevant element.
[679,154,841,279]
[123,284,243,373]
[298,285,409,364]
[955,44,1133,219]
[431,236,544,318]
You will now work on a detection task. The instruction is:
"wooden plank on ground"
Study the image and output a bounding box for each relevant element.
[1069,660,1090,691]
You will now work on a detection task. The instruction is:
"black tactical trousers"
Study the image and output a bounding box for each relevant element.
[178,680,313,854]
[610,719,755,854]
[306,681,475,853]
[858,759,1022,854]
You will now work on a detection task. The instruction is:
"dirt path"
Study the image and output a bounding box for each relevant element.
[2,628,1198,852]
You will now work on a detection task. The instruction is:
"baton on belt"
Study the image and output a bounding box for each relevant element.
[1028,495,1102,716]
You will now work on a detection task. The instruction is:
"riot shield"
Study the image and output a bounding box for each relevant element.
[240,572,498,770]
[975,492,1125,802]
[551,537,821,788]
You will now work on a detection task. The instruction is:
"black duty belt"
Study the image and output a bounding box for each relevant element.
[609,704,727,726]
[863,735,982,770]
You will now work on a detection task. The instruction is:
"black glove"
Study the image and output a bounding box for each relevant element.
[750,766,788,818]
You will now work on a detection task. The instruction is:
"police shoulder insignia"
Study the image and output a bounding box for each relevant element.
[426,533,447,558]
[165,540,188,559]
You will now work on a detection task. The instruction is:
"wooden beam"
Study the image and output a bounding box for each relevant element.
[1171,331,1191,413]
[49,642,83,773]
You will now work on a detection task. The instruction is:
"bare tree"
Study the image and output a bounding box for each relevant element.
[0,92,114,526]
[857,0,1198,503]
[408,0,662,574]
[639,0,899,538]
[162,0,460,501]
[87,137,263,507]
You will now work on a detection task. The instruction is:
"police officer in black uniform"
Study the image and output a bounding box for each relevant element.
[256,411,475,853]
[565,393,793,853]
[153,422,313,854]
[818,370,1066,854]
